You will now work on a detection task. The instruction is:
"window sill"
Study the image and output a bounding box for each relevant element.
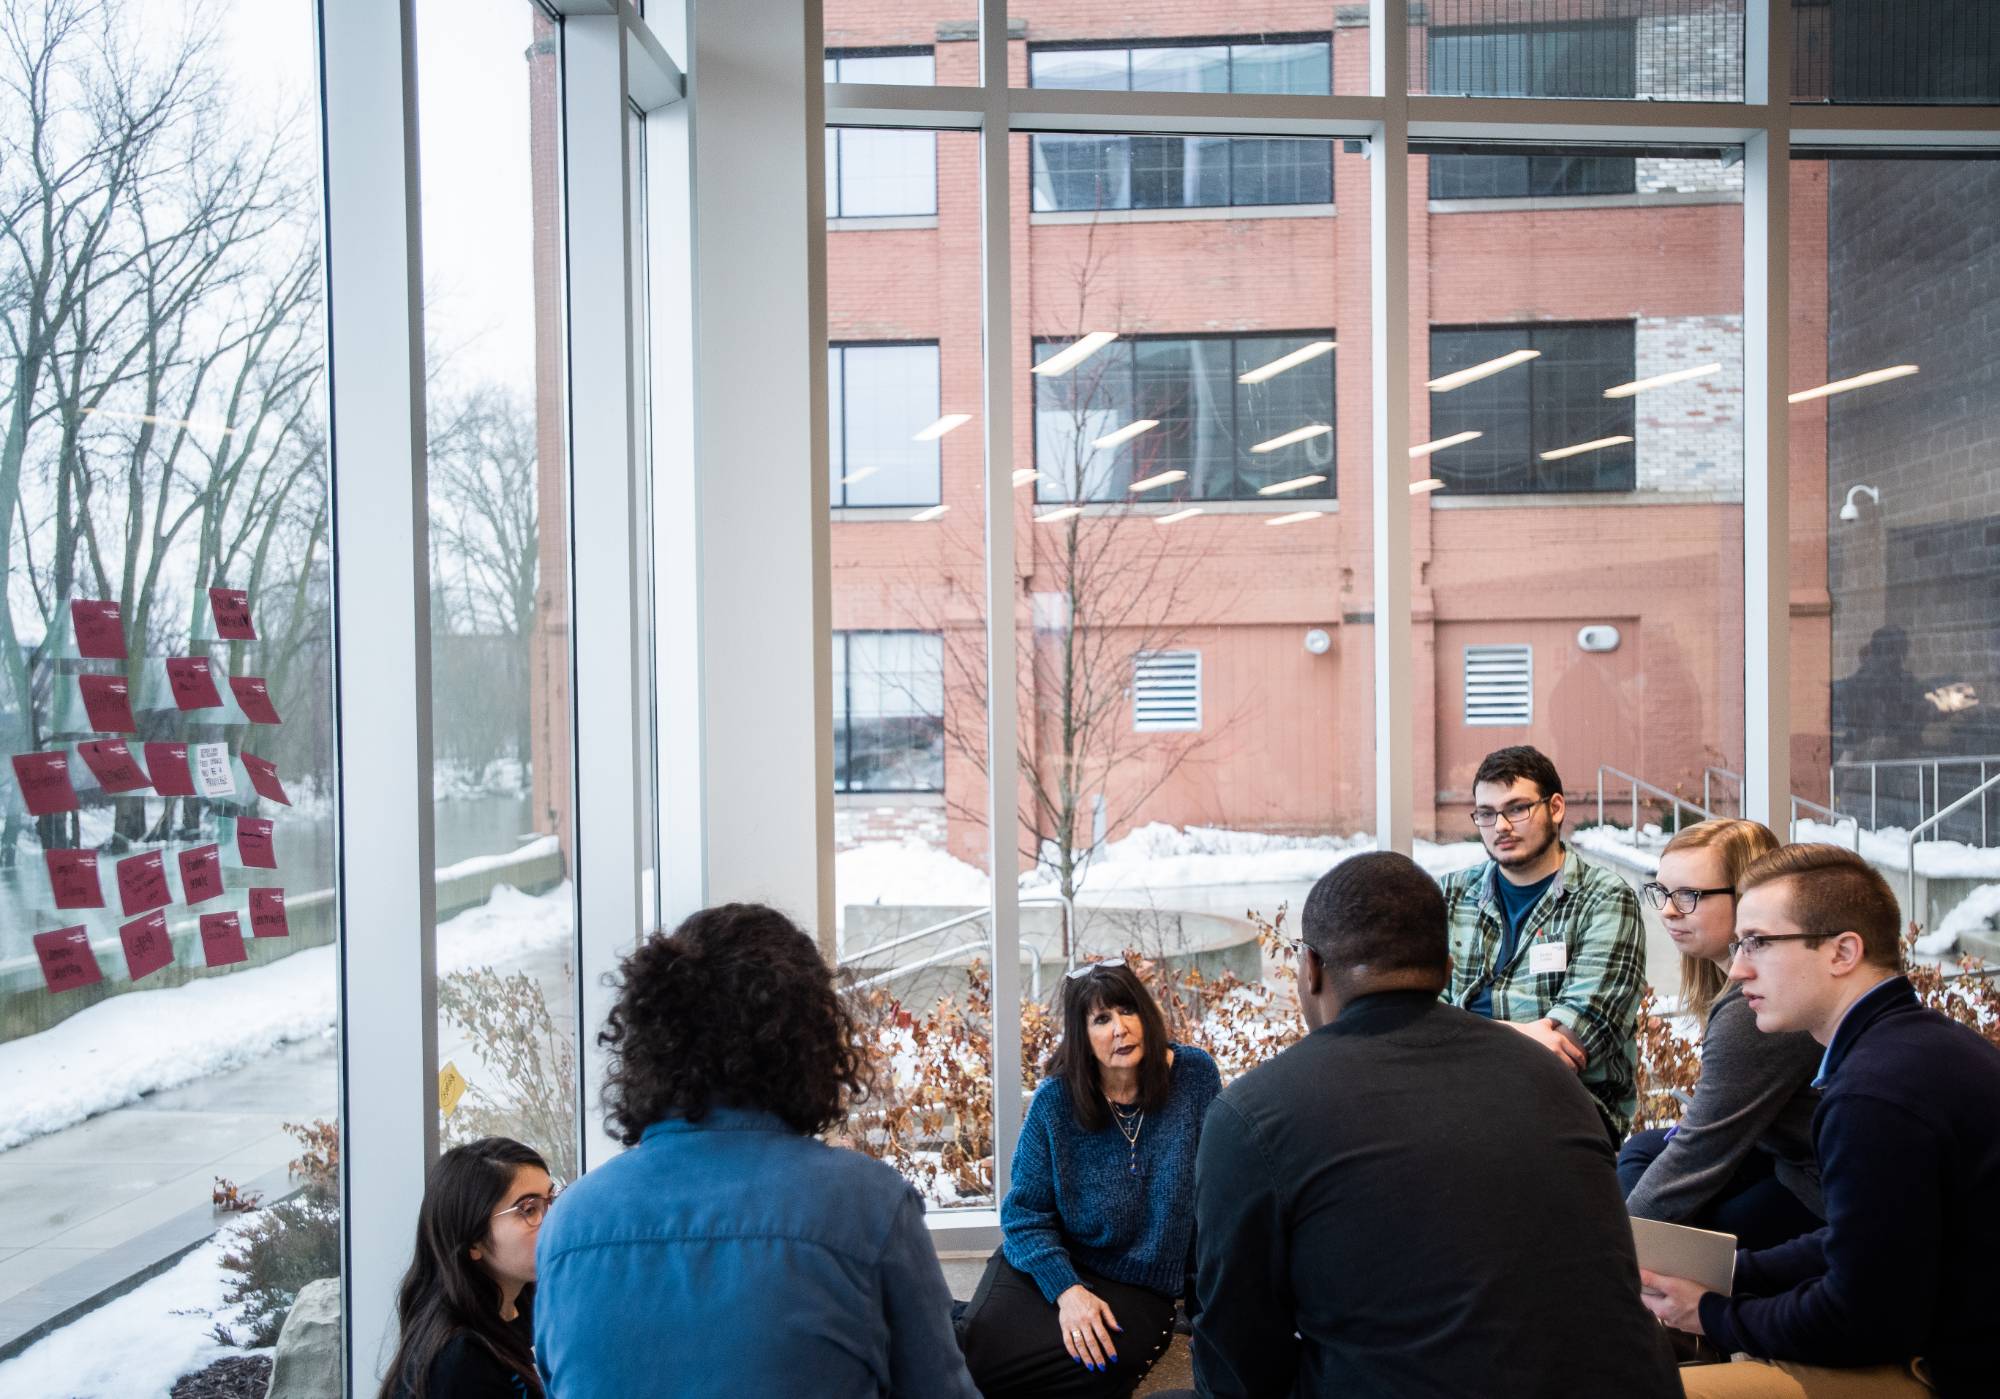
[831,505,945,522]
[828,214,939,231]
[1427,190,1743,215]
[1032,498,1339,517]
[1428,489,1743,509]
[834,791,945,808]
[1030,202,1336,227]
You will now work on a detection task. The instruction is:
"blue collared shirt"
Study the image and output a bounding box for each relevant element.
[533,1106,978,1399]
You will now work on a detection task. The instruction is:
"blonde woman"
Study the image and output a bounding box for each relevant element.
[1617,819,1824,1249]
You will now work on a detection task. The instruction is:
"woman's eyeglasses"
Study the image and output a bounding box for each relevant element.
[493,1183,562,1229]
[1638,883,1735,914]
[1065,957,1128,980]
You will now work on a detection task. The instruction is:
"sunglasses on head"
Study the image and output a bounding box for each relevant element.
[1065,956,1128,980]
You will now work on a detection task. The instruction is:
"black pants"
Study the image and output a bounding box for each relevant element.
[955,1250,1178,1399]
[1618,1126,1824,1252]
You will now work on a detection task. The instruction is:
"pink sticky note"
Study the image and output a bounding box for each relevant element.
[228,675,281,725]
[78,674,137,733]
[236,817,277,869]
[70,600,127,660]
[144,742,196,798]
[199,911,248,967]
[249,887,289,938]
[165,657,223,710]
[178,843,224,905]
[44,849,104,909]
[34,925,103,994]
[77,740,151,794]
[241,754,290,806]
[208,587,257,641]
[116,849,172,916]
[119,910,175,982]
[12,751,79,816]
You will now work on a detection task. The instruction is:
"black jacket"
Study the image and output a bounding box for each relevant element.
[1189,990,1679,1398]
[1698,977,2000,1397]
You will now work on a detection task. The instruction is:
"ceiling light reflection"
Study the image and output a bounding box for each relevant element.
[1427,349,1539,393]
[1032,331,1119,378]
[1238,340,1336,385]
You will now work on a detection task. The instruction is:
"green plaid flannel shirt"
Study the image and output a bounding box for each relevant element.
[1442,845,1647,1138]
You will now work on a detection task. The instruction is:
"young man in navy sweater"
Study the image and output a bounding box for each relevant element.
[1641,844,2000,1398]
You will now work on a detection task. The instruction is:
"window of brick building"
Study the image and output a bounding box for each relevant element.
[1028,38,1334,212]
[1427,23,1637,198]
[829,342,942,507]
[1034,332,1336,503]
[833,632,946,792]
[825,50,936,217]
[1426,323,1637,494]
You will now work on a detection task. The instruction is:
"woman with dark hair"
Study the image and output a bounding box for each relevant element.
[957,958,1221,1398]
[379,1137,553,1399]
[531,902,977,1399]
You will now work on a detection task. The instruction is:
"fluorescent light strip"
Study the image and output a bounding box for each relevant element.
[1410,478,1447,495]
[1035,506,1085,524]
[1128,470,1187,493]
[1258,474,1328,496]
[1540,434,1634,462]
[839,467,879,486]
[1011,468,1040,489]
[909,504,949,522]
[1602,362,1721,398]
[1249,423,1332,454]
[1031,331,1118,378]
[1427,348,1539,393]
[1409,430,1482,459]
[1237,339,1336,385]
[1788,364,1919,404]
[912,412,972,441]
[1155,507,1204,525]
[80,405,235,435]
[1265,510,1324,527]
[1091,418,1159,450]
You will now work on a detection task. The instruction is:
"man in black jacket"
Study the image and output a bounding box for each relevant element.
[1641,844,2000,1398]
[1182,852,1679,1398]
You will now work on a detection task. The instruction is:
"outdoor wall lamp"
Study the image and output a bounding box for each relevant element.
[1838,484,1880,522]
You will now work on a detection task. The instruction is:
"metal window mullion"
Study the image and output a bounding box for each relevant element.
[1743,0,1790,831]
[562,12,649,1173]
[1371,0,1414,853]
[980,0,1024,1209]
[316,0,435,1388]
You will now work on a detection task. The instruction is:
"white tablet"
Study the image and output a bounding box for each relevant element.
[1631,1216,1737,1296]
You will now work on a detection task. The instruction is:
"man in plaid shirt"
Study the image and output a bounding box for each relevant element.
[1442,745,1647,1142]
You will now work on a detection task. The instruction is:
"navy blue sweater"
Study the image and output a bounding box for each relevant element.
[1697,977,2000,1396]
[1001,1044,1221,1303]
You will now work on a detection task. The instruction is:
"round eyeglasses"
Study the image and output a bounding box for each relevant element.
[493,1183,562,1229]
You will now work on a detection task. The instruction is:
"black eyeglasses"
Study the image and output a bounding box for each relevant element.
[1727,932,1830,960]
[1639,883,1735,914]
[1470,798,1548,828]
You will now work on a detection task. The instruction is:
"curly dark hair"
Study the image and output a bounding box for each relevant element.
[598,903,873,1144]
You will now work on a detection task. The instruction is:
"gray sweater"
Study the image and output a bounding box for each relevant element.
[1627,982,1823,1222]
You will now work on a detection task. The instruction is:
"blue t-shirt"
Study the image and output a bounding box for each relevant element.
[1467,869,1556,1018]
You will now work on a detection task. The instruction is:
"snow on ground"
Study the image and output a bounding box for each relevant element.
[0,1218,266,1399]
[835,824,1492,923]
[1570,822,1666,873]
[0,882,570,1154]
[1790,818,2000,878]
[1916,882,2000,956]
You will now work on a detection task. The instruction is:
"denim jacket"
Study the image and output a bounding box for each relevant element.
[533,1106,978,1399]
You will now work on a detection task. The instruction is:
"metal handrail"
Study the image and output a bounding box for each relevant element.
[1594,766,1714,839]
[1702,766,1743,814]
[1903,770,2000,932]
[838,892,1076,966]
[845,935,1050,1000]
[1832,753,2000,846]
[1789,795,1862,852]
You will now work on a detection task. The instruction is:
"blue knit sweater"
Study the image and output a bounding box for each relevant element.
[1001,1044,1221,1303]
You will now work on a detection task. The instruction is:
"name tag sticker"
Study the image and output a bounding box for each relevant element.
[1529,939,1568,975]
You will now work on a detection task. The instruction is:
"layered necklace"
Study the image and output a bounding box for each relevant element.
[1107,1095,1145,1178]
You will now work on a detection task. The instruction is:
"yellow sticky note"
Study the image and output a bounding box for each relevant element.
[438,1061,467,1119]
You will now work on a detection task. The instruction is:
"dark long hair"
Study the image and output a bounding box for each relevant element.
[1046,961,1173,1133]
[378,1137,547,1399]
[598,902,873,1143]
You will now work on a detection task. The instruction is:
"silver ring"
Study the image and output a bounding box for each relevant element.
[1070,1329,1082,1339]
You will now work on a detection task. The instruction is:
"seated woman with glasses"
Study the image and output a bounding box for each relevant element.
[957,958,1221,1399]
[1619,819,1825,1250]
[380,1137,556,1399]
